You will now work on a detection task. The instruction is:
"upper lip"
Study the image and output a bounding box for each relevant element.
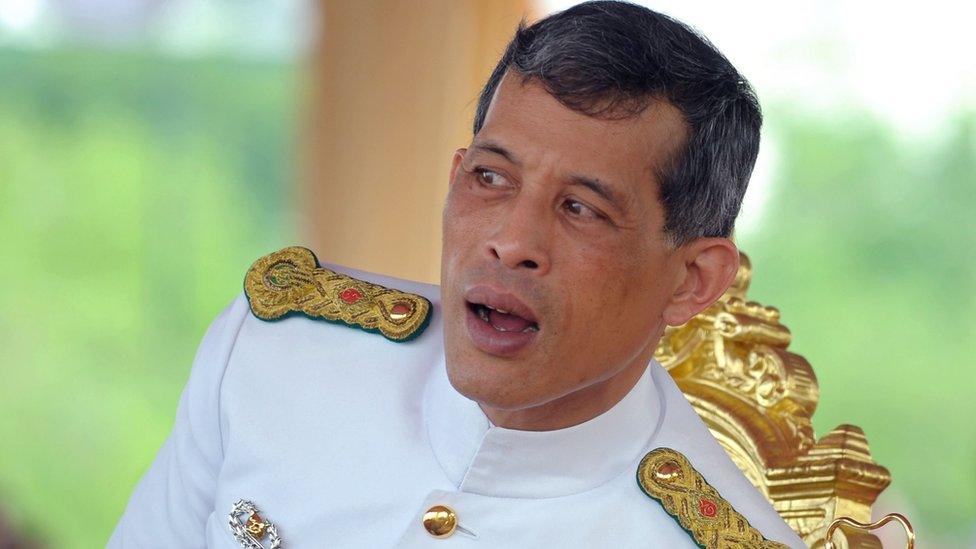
[464,285,540,325]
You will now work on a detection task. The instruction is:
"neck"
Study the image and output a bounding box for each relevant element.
[479,354,652,431]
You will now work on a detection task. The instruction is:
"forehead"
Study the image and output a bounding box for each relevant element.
[477,72,688,187]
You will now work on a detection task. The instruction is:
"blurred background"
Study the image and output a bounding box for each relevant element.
[0,0,973,547]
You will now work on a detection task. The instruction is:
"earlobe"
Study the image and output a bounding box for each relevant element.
[661,238,739,326]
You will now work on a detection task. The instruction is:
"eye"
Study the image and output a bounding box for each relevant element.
[474,168,509,188]
[562,198,604,220]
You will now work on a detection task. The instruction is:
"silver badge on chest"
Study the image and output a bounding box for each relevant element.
[229,499,282,548]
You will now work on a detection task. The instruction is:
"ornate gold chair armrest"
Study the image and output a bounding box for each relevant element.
[824,514,915,549]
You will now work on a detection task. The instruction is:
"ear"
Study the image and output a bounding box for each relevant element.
[661,238,739,326]
[449,148,467,186]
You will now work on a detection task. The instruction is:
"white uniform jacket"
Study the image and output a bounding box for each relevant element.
[109,264,805,548]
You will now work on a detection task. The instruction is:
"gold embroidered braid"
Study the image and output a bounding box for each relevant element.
[637,448,790,549]
[244,246,431,342]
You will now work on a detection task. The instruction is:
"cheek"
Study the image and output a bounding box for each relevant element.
[443,187,497,254]
[610,258,673,346]
[441,186,493,291]
[555,241,667,341]
[442,190,470,257]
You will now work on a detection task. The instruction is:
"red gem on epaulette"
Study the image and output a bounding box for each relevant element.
[699,498,718,518]
[340,287,363,304]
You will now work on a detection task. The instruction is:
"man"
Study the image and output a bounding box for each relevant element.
[111,2,805,547]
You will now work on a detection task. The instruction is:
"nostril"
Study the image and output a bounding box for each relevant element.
[487,244,542,270]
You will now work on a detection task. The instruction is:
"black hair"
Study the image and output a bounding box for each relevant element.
[473,0,762,244]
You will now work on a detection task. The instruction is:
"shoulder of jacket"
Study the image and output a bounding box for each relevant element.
[242,246,434,342]
[636,447,792,549]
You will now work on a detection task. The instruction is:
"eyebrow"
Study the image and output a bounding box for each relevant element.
[471,141,521,166]
[569,174,626,211]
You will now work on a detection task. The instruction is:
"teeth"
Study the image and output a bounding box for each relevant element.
[490,324,539,333]
[473,303,539,333]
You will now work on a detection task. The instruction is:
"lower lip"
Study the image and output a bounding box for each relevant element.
[464,305,539,357]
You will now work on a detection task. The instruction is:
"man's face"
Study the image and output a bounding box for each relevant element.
[441,72,689,422]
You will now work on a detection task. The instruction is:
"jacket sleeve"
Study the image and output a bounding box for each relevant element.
[108,294,249,548]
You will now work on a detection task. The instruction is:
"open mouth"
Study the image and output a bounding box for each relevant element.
[462,285,541,356]
[468,302,540,333]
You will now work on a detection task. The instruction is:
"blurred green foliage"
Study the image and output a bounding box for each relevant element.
[741,108,976,543]
[0,47,297,547]
[0,46,973,548]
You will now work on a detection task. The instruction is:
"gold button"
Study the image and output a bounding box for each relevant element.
[654,459,682,483]
[422,505,458,538]
[389,301,413,320]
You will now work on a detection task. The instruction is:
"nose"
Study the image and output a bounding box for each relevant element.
[485,195,551,275]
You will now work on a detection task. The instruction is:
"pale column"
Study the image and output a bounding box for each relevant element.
[301,0,537,284]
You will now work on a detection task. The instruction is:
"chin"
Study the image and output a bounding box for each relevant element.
[444,349,555,412]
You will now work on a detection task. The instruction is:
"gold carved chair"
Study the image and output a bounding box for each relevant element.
[656,254,900,548]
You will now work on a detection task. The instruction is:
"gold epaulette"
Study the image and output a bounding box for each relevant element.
[637,448,790,549]
[243,246,432,342]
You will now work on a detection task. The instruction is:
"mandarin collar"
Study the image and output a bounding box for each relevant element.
[424,355,665,499]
